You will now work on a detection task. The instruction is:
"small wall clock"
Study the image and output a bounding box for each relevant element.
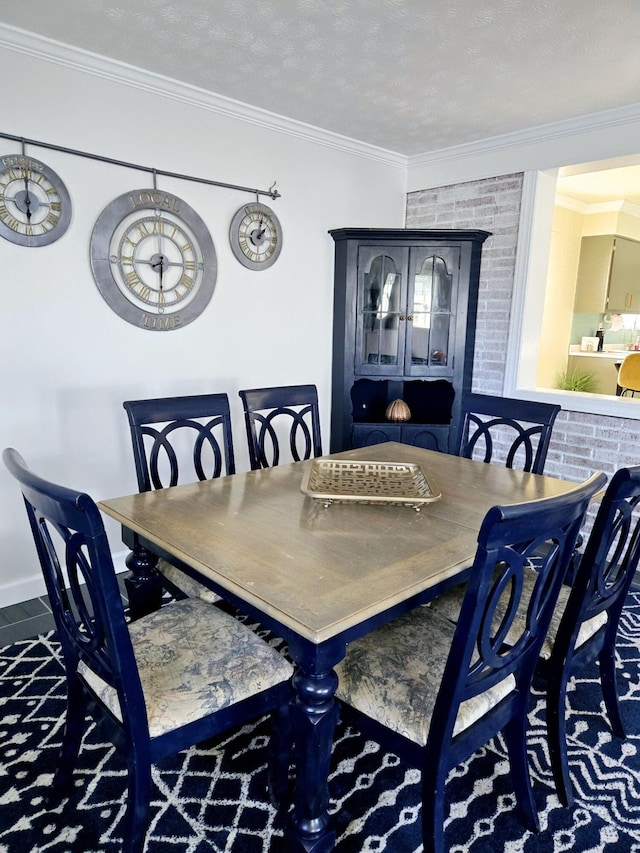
[229,201,282,270]
[90,188,217,331]
[0,153,72,246]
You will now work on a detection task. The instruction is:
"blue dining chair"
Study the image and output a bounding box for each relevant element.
[541,465,640,805]
[123,393,235,603]
[455,392,561,475]
[238,384,322,470]
[430,465,640,806]
[3,447,293,853]
[334,471,605,853]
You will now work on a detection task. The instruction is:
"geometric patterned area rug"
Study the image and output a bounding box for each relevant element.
[1,594,640,852]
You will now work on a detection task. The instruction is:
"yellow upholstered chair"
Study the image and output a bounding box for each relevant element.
[618,353,640,396]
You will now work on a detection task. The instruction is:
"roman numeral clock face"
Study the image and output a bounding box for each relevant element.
[90,189,217,331]
[229,202,282,270]
[0,154,72,246]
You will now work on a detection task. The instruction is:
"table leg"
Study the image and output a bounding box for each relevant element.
[124,539,162,620]
[287,663,340,852]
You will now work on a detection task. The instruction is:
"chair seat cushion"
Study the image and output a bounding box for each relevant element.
[79,597,293,738]
[428,565,607,659]
[157,558,222,604]
[335,606,515,746]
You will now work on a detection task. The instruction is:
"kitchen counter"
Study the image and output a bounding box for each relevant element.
[567,350,623,395]
[568,348,634,360]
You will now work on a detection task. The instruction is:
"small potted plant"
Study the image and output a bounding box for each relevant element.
[555,368,598,393]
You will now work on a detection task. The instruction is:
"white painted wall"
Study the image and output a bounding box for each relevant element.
[0,38,407,606]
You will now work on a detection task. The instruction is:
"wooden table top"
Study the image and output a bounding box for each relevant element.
[100,442,582,644]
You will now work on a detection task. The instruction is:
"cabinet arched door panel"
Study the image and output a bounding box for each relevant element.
[408,247,461,375]
[355,245,409,376]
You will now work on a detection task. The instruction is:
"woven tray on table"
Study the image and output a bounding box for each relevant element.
[300,458,441,509]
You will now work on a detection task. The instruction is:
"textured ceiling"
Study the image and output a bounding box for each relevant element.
[2,0,640,157]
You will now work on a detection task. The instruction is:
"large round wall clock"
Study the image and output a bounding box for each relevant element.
[0,153,72,246]
[90,189,217,331]
[229,201,282,270]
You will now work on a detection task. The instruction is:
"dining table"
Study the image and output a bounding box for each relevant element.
[99,440,586,853]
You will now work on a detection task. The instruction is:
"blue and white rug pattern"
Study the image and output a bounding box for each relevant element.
[1,595,640,852]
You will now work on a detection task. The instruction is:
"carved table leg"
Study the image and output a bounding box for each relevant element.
[124,538,162,620]
[287,664,340,852]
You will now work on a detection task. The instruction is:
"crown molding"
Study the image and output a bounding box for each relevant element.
[408,103,640,170]
[587,199,640,217]
[0,23,407,170]
[620,199,640,217]
[9,20,639,179]
[554,193,589,214]
[555,194,640,219]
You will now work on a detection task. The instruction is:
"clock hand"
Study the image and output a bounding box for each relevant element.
[150,253,166,312]
[150,254,165,286]
[251,221,267,244]
[138,257,182,269]
[23,175,32,222]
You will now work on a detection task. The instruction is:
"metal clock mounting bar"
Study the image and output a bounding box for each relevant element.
[0,131,281,200]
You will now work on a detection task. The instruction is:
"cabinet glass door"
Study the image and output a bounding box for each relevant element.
[407,248,460,374]
[356,246,409,375]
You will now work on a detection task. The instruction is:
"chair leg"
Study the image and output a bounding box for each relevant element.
[268,703,292,808]
[421,759,447,853]
[48,673,86,805]
[503,714,539,832]
[599,644,626,739]
[546,668,574,807]
[121,754,152,853]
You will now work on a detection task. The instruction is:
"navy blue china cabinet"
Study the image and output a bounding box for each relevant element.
[329,228,491,453]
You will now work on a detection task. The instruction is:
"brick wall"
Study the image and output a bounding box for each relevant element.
[406,174,639,487]
[406,173,522,397]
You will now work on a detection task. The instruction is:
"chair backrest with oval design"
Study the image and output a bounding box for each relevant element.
[544,464,640,806]
[2,446,293,853]
[122,394,236,604]
[123,393,236,491]
[456,392,561,475]
[238,384,322,470]
[335,469,605,853]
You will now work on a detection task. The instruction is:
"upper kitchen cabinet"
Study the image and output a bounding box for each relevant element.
[329,228,491,454]
[574,234,640,313]
[607,237,640,311]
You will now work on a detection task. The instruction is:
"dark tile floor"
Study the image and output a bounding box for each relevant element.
[0,575,130,648]
[0,595,56,647]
